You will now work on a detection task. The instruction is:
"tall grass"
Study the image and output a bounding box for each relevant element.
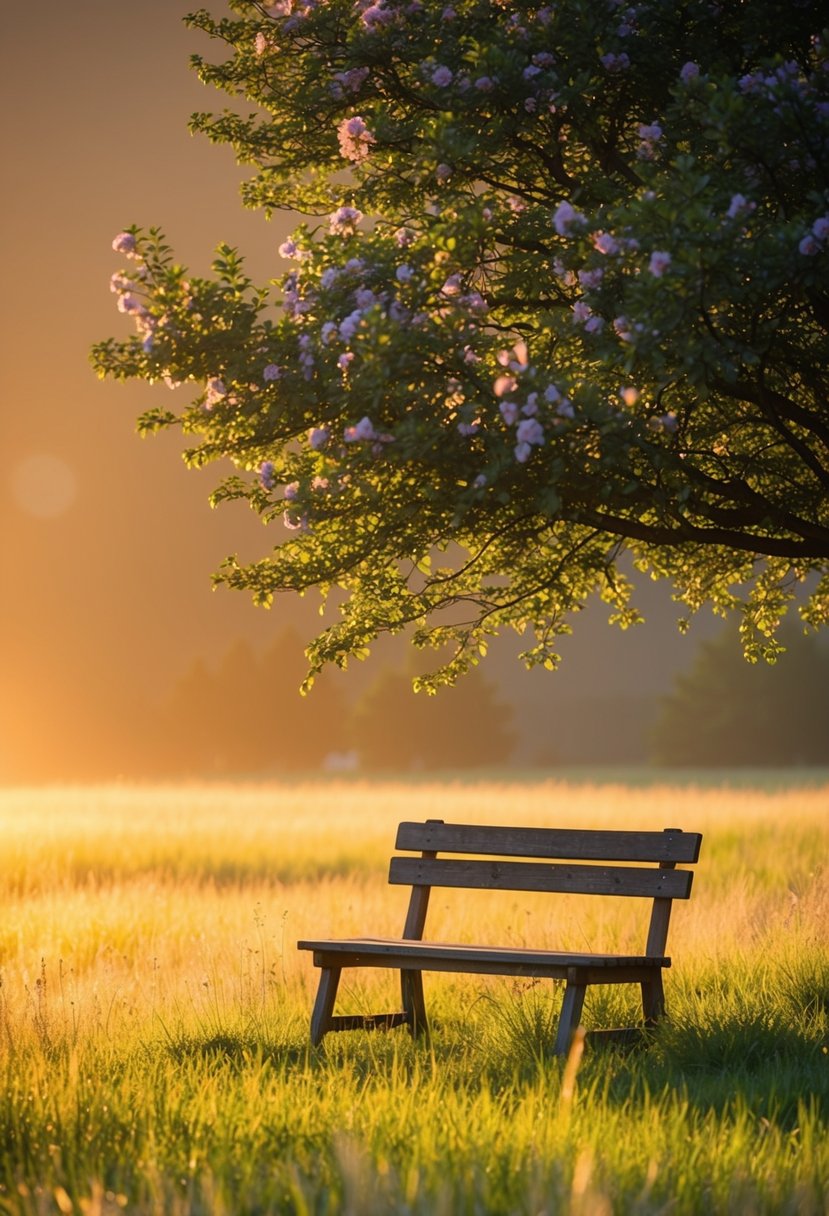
[0,777,826,1214]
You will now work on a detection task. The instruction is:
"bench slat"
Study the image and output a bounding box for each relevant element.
[389,856,693,899]
[395,822,701,863]
[298,937,669,968]
[298,938,670,981]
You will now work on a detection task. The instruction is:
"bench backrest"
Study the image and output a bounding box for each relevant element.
[390,820,702,956]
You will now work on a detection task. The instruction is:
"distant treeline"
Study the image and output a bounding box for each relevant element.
[3,626,827,781]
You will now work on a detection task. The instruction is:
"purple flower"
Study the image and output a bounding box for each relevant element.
[648,251,672,277]
[499,400,520,425]
[726,194,754,220]
[679,61,699,84]
[260,461,276,490]
[263,363,282,381]
[112,232,137,256]
[308,426,330,449]
[812,216,829,242]
[344,416,376,442]
[431,65,453,87]
[329,205,363,235]
[516,417,544,447]
[553,200,585,236]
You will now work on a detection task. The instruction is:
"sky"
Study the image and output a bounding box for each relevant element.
[0,1,717,780]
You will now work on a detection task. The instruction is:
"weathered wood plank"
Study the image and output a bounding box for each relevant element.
[299,938,669,980]
[310,966,341,1046]
[395,822,702,863]
[554,971,587,1055]
[388,856,693,899]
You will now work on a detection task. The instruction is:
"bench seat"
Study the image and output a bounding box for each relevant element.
[299,937,670,980]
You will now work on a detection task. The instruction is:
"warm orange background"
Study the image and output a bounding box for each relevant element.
[0,2,712,780]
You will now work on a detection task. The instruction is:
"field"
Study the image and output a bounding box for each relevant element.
[0,776,826,1215]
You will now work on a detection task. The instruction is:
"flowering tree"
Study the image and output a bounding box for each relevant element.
[92,0,829,688]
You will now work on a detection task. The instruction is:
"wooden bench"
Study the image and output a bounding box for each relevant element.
[298,819,702,1053]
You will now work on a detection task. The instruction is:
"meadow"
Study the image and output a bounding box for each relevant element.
[0,775,826,1215]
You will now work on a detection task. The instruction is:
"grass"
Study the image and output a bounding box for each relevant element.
[0,775,826,1214]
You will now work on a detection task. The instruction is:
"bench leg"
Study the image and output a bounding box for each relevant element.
[641,973,666,1027]
[310,966,342,1046]
[554,973,587,1056]
[401,969,429,1039]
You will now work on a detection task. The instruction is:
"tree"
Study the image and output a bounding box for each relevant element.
[652,624,829,766]
[352,660,513,769]
[91,1,829,691]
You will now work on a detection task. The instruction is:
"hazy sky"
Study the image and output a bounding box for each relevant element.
[0,2,713,779]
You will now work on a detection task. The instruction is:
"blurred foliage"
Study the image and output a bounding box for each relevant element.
[653,625,829,766]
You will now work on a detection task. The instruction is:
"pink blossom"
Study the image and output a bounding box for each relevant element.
[329,205,363,235]
[117,293,144,315]
[344,416,377,442]
[278,238,302,259]
[254,32,269,55]
[337,116,376,163]
[620,386,639,406]
[361,2,393,29]
[494,375,518,398]
[441,273,463,296]
[592,231,619,255]
[394,227,415,247]
[648,251,672,277]
[332,66,369,94]
[110,271,134,293]
[112,232,137,256]
[431,65,453,87]
[338,352,354,372]
[205,378,227,408]
[263,363,282,381]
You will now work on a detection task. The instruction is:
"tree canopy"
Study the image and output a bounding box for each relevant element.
[92,0,829,688]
